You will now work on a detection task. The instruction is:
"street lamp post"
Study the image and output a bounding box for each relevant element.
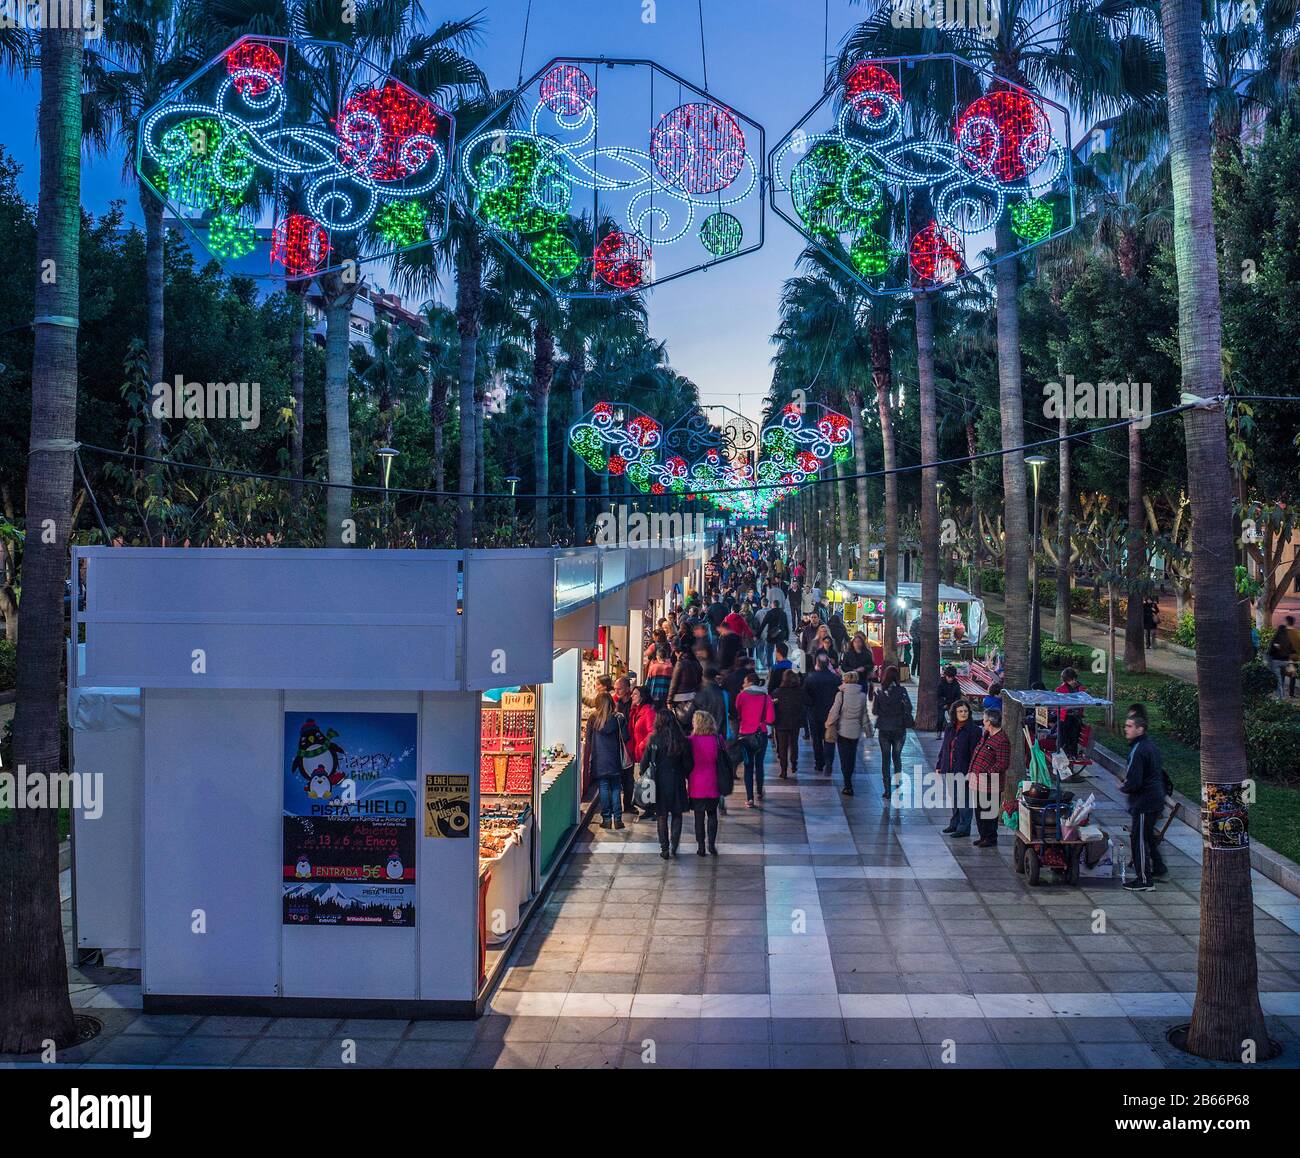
[377,446,399,540]
[1026,454,1048,686]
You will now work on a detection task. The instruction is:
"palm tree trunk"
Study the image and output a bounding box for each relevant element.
[871,325,899,666]
[1161,0,1268,1063]
[914,293,941,732]
[836,456,851,582]
[321,279,355,547]
[1054,407,1072,642]
[289,281,306,502]
[141,191,164,461]
[455,237,482,548]
[994,220,1030,694]
[0,24,81,1054]
[1124,421,1147,672]
[475,384,486,496]
[532,322,555,545]
[849,387,870,580]
[569,348,586,540]
[967,418,981,598]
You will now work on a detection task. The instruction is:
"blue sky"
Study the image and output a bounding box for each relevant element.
[0,1,866,423]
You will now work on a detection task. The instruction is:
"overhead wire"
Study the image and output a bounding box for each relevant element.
[70,395,1296,504]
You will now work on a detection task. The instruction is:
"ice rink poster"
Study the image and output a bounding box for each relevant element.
[282,712,418,927]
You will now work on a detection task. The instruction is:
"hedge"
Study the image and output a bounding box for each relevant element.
[1172,611,1196,649]
[1155,661,1300,785]
[0,638,14,692]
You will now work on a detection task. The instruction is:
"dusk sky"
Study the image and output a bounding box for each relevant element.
[0,0,873,425]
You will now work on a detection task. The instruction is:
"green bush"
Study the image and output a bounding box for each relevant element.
[0,638,14,691]
[1156,678,1202,746]
[984,618,1004,649]
[1241,661,1279,706]
[1172,611,1196,648]
[1039,640,1093,674]
[979,568,1005,594]
[1070,587,1093,614]
[1244,714,1300,786]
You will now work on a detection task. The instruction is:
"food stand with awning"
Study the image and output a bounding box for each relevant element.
[831,579,987,668]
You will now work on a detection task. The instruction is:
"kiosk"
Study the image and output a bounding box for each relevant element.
[67,540,698,1017]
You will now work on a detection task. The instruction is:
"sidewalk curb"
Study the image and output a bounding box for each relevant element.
[1092,740,1300,899]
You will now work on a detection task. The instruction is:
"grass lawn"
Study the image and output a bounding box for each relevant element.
[986,613,1300,865]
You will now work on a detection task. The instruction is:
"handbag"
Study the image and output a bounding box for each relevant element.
[715,746,735,797]
[741,731,765,756]
[824,690,841,744]
[616,714,634,771]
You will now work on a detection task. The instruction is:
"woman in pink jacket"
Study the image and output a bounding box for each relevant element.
[734,671,775,808]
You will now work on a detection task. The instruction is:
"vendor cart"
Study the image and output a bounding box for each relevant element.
[1003,689,1112,887]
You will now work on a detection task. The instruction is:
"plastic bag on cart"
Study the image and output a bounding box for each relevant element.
[1050,749,1073,780]
[1077,836,1115,878]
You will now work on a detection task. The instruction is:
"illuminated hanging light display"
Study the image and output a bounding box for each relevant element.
[594,229,652,290]
[568,401,852,521]
[769,54,1073,295]
[271,213,332,278]
[700,211,744,256]
[461,58,765,298]
[1010,196,1054,243]
[137,35,455,277]
[208,210,258,258]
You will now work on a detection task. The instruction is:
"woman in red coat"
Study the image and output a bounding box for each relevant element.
[629,686,657,821]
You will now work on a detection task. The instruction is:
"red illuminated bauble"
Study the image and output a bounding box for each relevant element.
[651,102,746,195]
[271,214,331,277]
[651,483,666,495]
[540,64,595,115]
[909,221,963,287]
[337,80,440,182]
[626,415,660,446]
[593,230,651,290]
[593,401,613,418]
[843,62,901,119]
[796,451,821,474]
[608,454,628,476]
[955,89,1051,183]
[225,41,283,98]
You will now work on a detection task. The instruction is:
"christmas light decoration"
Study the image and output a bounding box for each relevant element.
[769,54,1073,295]
[137,35,455,277]
[700,211,743,256]
[1010,196,1054,243]
[532,230,581,279]
[594,230,652,290]
[568,401,853,521]
[909,220,963,287]
[208,210,257,258]
[461,58,765,297]
[271,213,331,278]
[374,199,429,246]
[650,102,747,194]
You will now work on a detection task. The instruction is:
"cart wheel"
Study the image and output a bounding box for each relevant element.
[1066,846,1081,886]
[1013,840,1026,874]
[1026,845,1041,886]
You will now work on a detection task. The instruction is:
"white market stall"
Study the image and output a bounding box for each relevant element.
[67,540,698,1018]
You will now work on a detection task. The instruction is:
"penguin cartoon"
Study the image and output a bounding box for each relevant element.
[385,852,404,880]
[305,764,341,800]
[294,856,312,879]
[292,719,346,794]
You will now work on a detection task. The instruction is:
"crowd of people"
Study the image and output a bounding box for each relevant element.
[579,534,994,858]
[579,532,1172,888]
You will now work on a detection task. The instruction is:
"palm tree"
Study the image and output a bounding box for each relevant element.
[1158,0,1268,1065]
[843,0,1164,691]
[0,21,82,1055]
[421,302,458,501]
[84,1,203,471]
[199,3,487,545]
[913,289,940,730]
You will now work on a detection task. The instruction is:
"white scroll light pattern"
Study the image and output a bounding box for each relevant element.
[140,59,447,235]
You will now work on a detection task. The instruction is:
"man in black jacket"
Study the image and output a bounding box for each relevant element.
[804,655,842,774]
[1121,705,1168,891]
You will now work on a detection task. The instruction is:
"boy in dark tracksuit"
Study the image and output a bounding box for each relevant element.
[1121,705,1168,891]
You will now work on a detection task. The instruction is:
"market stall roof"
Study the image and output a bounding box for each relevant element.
[1002,689,1113,708]
[833,579,980,603]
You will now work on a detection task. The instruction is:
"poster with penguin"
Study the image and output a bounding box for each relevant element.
[282,712,418,927]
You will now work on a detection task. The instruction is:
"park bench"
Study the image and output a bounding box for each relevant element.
[958,659,999,699]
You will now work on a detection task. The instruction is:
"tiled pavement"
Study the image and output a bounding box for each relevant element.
[9,729,1300,1069]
